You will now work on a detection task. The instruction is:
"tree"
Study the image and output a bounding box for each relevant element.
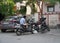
[0,0,15,16]
[17,0,60,15]
[26,0,37,14]
[19,6,26,15]
[13,0,26,15]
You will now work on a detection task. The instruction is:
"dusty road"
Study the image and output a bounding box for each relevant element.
[0,29,60,43]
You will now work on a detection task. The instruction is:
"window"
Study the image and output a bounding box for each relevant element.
[47,6,55,12]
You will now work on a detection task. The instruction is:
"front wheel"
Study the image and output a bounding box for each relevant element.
[47,28,50,31]
[31,29,34,34]
[16,29,22,36]
[46,26,50,31]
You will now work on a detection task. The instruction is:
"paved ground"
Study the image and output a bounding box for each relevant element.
[0,29,60,43]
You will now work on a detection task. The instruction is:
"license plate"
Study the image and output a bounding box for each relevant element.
[3,22,9,24]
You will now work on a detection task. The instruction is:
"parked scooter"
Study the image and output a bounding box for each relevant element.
[16,23,35,36]
[38,17,50,33]
[16,18,39,36]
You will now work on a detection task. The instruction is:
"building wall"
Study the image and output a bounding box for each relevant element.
[44,14,59,26]
[43,2,60,26]
[55,2,60,12]
[43,2,60,14]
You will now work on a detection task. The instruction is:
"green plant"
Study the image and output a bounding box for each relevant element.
[0,0,15,16]
[19,6,26,15]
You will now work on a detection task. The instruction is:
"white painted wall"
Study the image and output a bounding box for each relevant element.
[34,13,38,22]
[55,2,60,12]
[31,13,38,22]
[43,2,60,26]
[43,2,60,14]
[49,14,59,26]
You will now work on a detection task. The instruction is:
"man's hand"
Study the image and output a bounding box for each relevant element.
[24,23,28,25]
[24,23,28,28]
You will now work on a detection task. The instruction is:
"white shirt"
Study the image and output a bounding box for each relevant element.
[20,18,26,25]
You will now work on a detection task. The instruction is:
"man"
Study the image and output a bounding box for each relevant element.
[20,16,27,30]
[20,16,26,25]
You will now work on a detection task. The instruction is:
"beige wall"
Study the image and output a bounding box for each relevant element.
[49,14,59,26]
[43,2,60,26]
[43,2,60,14]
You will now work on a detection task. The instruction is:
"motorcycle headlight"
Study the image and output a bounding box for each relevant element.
[38,25,41,28]
[38,25,41,27]
[33,25,35,26]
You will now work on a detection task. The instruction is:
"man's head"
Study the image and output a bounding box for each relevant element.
[23,16,26,18]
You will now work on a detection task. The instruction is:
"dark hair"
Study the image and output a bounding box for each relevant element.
[23,16,26,18]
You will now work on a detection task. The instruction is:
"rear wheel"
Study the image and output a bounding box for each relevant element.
[46,26,50,31]
[1,29,6,32]
[40,27,45,33]
[31,31,34,34]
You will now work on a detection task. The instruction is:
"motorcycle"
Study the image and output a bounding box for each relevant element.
[16,23,35,36]
[28,18,38,33]
[16,18,39,36]
[39,17,50,33]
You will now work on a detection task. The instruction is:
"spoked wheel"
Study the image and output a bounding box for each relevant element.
[16,29,22,36]
[31,28,34,34]
[46,26,50,31]
[31,31,34,34]
[40,27,45,33]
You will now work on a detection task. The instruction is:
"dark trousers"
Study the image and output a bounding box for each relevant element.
[20,25,27,31]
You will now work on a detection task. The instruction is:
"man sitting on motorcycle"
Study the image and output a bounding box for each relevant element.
[20,16,28,31]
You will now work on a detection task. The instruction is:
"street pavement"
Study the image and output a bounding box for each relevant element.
[0,29,60,43]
